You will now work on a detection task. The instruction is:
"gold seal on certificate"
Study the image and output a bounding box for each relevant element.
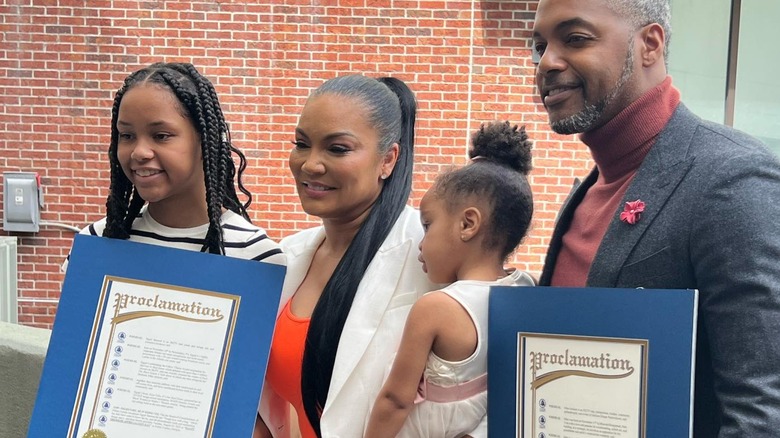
[82,429,107,438]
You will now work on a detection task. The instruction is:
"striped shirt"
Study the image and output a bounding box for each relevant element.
[72,209,285,266]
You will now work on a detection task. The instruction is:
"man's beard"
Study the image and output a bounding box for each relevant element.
[551,40,635,135]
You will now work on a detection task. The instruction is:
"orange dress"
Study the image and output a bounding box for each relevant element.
[265,299,318,438]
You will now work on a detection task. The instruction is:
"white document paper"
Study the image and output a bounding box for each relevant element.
[69,276,240,438]
[517,333,648,438]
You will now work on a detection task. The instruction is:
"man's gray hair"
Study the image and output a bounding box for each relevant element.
[606,0,672,60]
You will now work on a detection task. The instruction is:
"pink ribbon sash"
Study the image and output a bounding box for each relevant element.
[414,373,487,404]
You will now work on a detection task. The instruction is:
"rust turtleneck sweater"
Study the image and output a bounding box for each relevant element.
[549,76,680,287]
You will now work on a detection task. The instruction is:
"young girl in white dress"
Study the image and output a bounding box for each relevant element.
[365,121,535,438]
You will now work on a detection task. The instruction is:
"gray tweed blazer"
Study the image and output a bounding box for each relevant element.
[540,103,780,437]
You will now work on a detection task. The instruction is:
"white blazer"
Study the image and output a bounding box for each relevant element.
[259,205,434,437]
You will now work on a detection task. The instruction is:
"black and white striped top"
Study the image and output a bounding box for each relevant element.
[77,209,285,266]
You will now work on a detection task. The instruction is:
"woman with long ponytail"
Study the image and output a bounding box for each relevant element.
[256,75,434,437]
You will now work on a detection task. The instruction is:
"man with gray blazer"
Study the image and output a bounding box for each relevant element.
[532,0,780,436]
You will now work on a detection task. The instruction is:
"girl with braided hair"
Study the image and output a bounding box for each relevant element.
[365,121,536,438]
[74,62,284,265]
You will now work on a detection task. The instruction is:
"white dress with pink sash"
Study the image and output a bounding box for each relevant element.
[395,270,534,438]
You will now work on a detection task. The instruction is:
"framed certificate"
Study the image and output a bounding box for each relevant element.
[488,287,697,438]
[29,235,286,438]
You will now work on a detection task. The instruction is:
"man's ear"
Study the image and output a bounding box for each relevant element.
[460,207,482,242]
[638,22,665,68]
[380,142,399,179]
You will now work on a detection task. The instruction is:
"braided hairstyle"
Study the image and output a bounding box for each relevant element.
[432,121,534,259]
[103,62,251,254]
[299,75,416,435]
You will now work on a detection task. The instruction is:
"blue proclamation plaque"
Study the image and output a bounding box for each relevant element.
[488,286,697,438]
[29,234,286,438]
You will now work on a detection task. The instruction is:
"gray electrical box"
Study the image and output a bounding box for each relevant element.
[3,172,41,233]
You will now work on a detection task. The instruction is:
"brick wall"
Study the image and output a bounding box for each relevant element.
[0,0,592,329]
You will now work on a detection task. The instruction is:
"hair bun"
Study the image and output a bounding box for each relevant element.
[469,121,532,175]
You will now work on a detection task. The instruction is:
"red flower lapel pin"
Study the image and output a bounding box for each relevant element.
[620,200,645,225]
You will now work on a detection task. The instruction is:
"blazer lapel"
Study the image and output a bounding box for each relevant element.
[539,171,598,285]
[587,104,698,286]
[276,228,325,316]
[325,236,414,410]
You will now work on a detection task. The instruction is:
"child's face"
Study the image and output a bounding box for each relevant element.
[418,190,462,284]
[116,83,206,221]
[289,93,397,223]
